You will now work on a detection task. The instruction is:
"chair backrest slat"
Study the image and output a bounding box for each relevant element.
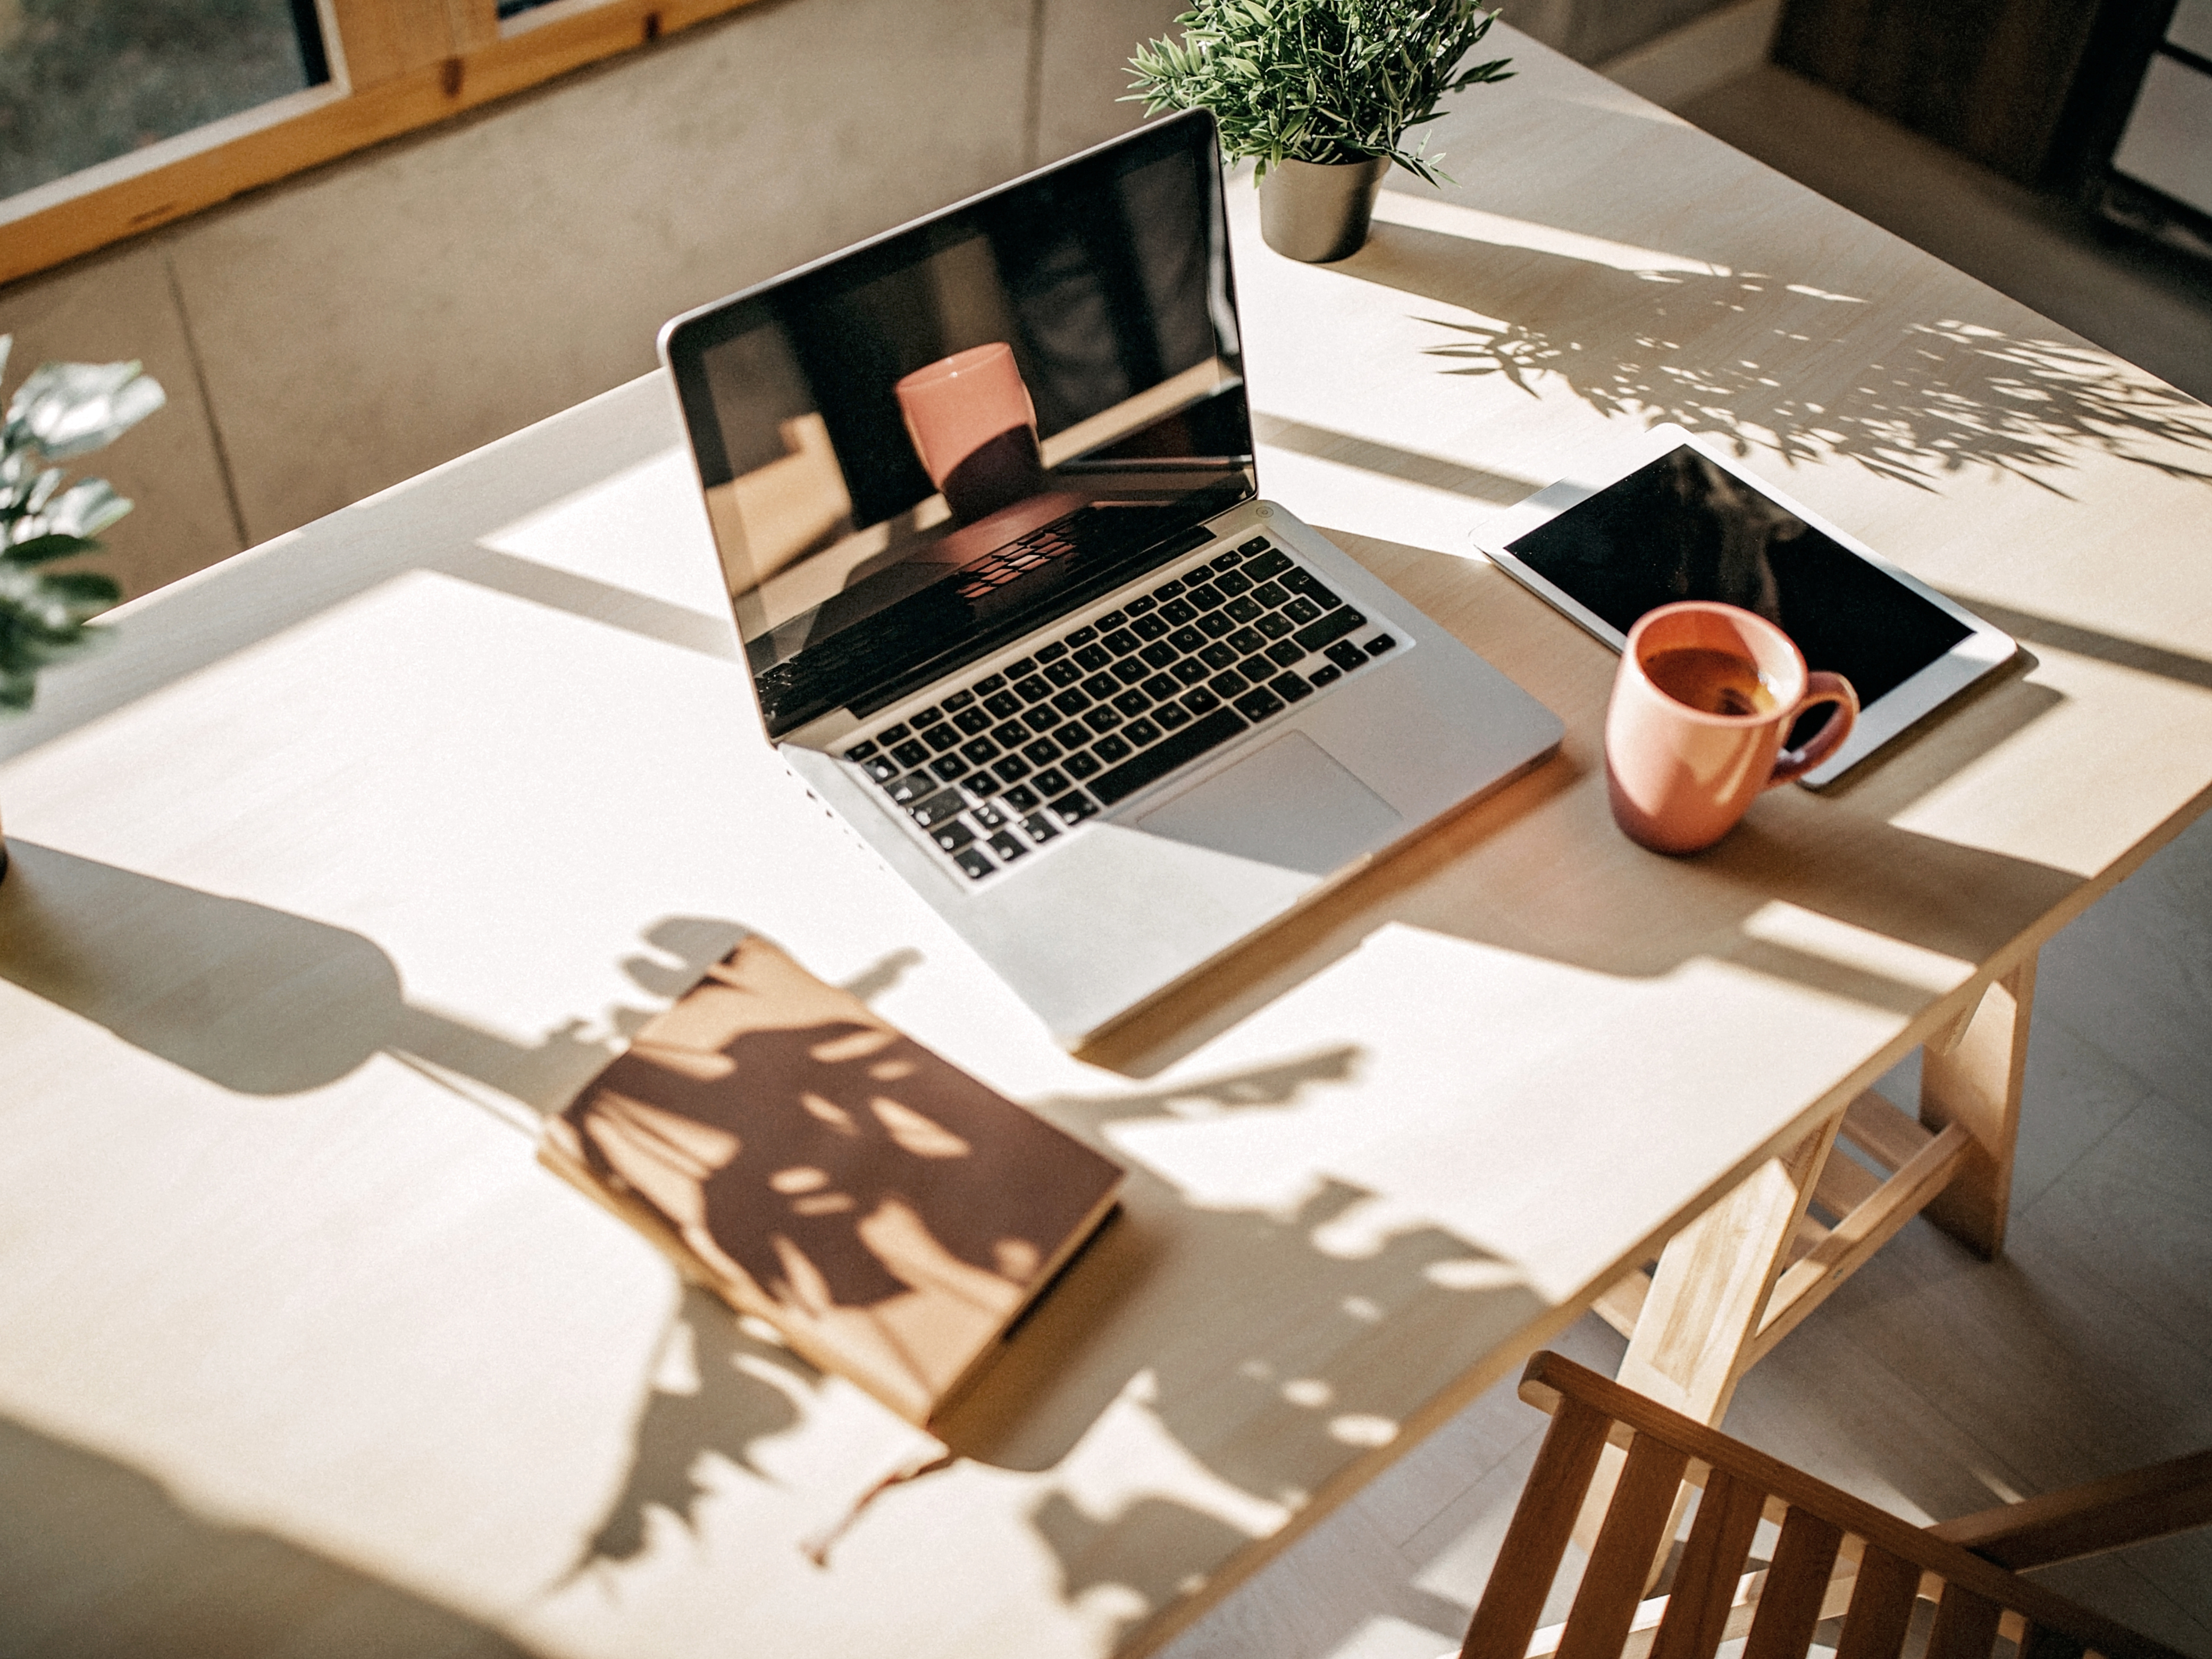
[1833,1544,1922,1659]
[1741,1507,1844,1659]
[1560,1435,1694,1659]
[1648,1467,1767,1659]
[1927,1585,2005,1659]
[1461,1395,1613,1659]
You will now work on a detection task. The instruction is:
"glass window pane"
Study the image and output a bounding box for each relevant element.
[0,0,327,199]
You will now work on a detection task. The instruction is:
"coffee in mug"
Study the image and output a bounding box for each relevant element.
[1604,601,1857,854]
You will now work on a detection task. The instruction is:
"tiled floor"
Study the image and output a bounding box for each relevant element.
[1156,57,2212,1659]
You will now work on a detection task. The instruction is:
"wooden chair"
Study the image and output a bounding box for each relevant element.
[1459,1351,2212,1659]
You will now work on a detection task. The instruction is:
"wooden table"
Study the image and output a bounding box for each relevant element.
[5,30,2211,1659]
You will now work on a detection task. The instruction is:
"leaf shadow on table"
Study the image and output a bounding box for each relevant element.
[0,1412,536,1659]
[1348,219,2212,494]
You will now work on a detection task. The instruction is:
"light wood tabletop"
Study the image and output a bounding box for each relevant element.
[5,29,2211,1659]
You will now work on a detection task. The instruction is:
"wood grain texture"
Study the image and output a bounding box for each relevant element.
[1460,1398,1612,1659]
[1928,1448,2212,1570]
[1920,957,2037,1256]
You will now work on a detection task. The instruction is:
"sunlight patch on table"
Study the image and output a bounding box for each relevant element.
[1371,191,1731,278]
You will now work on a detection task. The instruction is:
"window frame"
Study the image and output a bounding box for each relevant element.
[0,0,767,287]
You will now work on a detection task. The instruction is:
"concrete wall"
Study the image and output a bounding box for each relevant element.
[0,0,1723,599]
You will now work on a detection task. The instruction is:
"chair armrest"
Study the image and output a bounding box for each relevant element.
[1928,1448,2212,1569]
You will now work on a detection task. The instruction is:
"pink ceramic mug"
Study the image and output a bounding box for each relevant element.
[894,342,1045,524]
[1604,601,1858,854]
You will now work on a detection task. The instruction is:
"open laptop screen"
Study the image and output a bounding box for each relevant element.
[663,112,1255,739]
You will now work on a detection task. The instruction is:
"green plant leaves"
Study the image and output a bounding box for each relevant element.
[1126,0,1511,183]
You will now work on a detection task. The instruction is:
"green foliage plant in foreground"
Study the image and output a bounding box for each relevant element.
[0,335,165,711]
[1127,0,1512,185]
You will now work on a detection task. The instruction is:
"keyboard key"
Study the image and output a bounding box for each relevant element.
[1013,674,1051,702]
[943,690,975,711]
[1062,751,1102,780]
[1003,783,1041,812]
[1186,582,1225,610]
[1132,613,1170,640]
[1081,672,1120,700]
[1266,638,1307,669]
[1171,658,1210,686]
[987,830,1028,862]
[1293,606,1367,653]
[1197,611,1235,639]
[889,770,934,804]
[1051,688,1092,716]
[1075,644,1112,672]
[1366,633,1398,653]
[1033,766,1071,794]
[929,754,970,782]
[1182,686,1221,715]
[1271,671,1315,702]
[1225,599,1263,628]
[1027,703,1064,731]
[1250,580,1290,609]
[878,722,911,743]
[953,846,995,881]
[1256,611,1293,640]
[1139,640,1179,670]
[1102,629,1141,656]
[1283,595,1322,626]
[1003,657,1036,678]
[1110,658,1149,686]
[1167,625,1205,653]
[1035,641,1068,663]
[1227,625,1264,654]
[1082,706,1124,735]
[1286,573,1339,607]
[1065,625,1098,646]
[1050,790,1101,824]
[1155,701,1192,731]
[1216,570,1254,597]
[1044,658,1083,687]
[1091,706,1250,806]
[1210,668,1250,699]
[892,739,930,768]
[971,802,1008,830]
[1112,688,1151,717]
[1152,579,1186,601]
[933,819,977,851]
[984,690,1023,719]
[991,755,1032,785]
[1023,736,1063,765]
[1140,673,1180,701]
[914,704,946,726]
[910,789,967,827]
[1159,599,1198,626]
[1246,549,1293,580]
[1019,813,1060,843]
[1126,596,1156,616]
[924,722,962,751]
[1237,535,1271,556]
[1309,664,1343,687]
[1199,642,1238,671]
[1233,686,1286,722]
[992,718,1032,747]
[1210,549,1245,572]
[1124,717,1163,747]
[1324,639,1368,672]
[974,673,1007,694]
[954,707,992,735]
[861,754,901,783]
[1096,610,1127,630]
[844,740,879,762]
[960,736,1001,764]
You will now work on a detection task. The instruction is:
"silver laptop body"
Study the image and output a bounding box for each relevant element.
[661,113,1561,1048]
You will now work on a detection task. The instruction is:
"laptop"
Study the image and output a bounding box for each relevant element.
[659,111,1562,1048]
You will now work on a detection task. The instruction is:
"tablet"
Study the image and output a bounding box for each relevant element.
[1470,425,2015,787]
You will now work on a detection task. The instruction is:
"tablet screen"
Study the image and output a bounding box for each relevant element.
[1505,446,1969,714]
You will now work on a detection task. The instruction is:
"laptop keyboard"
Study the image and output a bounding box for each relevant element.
[839,534,1402,884]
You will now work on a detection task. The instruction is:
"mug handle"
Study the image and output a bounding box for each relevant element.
[1767,672,1859,787]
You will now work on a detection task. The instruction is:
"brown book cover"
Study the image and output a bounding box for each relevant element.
[540,937,1124,1427]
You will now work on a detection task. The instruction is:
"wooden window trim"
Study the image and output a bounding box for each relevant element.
[0,0,766,288]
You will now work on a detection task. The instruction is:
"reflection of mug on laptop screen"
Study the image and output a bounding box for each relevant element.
[894,343,1047,525]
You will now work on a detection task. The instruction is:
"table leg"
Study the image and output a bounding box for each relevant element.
[1917,954,2037,1260]
[1575,1116,1840,1564]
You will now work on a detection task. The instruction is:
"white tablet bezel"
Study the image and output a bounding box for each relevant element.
[1467,424,2016,787]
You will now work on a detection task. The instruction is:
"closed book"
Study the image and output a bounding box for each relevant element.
[540,936,1123,1426]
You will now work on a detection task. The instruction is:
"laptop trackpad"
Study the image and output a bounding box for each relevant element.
[1136,732,1402,876]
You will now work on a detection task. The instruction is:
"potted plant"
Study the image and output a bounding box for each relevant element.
[1128,0,1512,263]
[1,334,164,877]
